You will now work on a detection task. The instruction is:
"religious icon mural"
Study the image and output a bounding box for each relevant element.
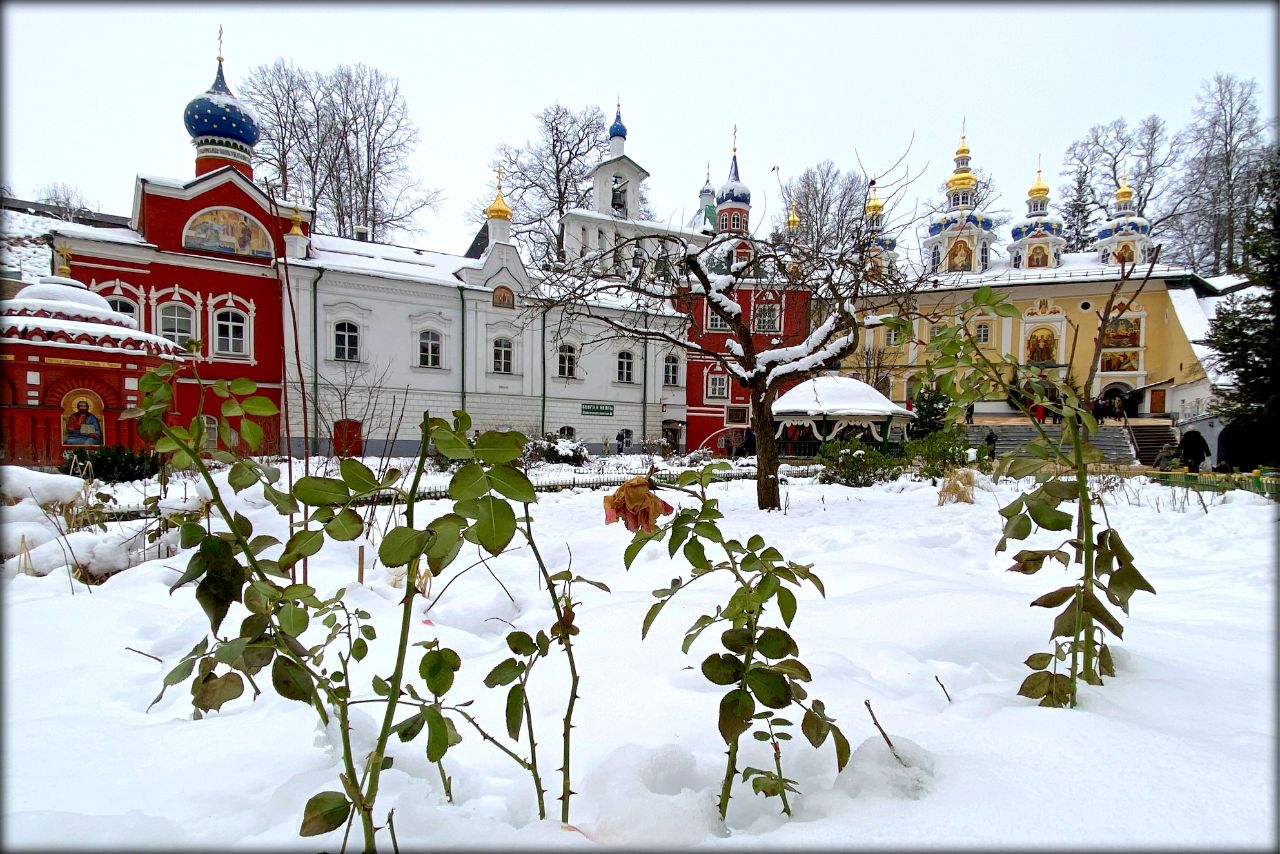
[1100,350,1140,372]
[947,240,972,272]
[61,390,104,446]
[1025,326,1057,363]
[183,208,274,259]
[1102,317,1141,348]
[1028,245,1049,268]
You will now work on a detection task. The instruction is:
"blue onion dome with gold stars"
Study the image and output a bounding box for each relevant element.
[716,154,751,206]
[184,59,260,148]
[609,107,627,140]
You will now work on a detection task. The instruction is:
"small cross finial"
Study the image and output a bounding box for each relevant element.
[732,124,737,155]
[54,244,72,275]
[495,164,505,192]
[706,161,710,182]
[217,25,224,62]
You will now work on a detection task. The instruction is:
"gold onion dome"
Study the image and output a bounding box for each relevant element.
[865,186,885,215]
[1114,175,1134,203]
[485,168,512,221]
[955,134,970,157]
[1029,168,1050,199]
[786,200,801,230]
[946,169,978,192]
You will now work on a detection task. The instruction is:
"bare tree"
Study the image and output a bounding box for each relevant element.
[1060,115,1191,235]
[537,175,926,511]
[35,183,88,220]
[472,103,610,270]
[241,60,439,241]
[1163,74,1268,274]
[768,160,867,255]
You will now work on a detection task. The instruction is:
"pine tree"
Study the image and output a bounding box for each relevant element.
[1060,166,1096,253]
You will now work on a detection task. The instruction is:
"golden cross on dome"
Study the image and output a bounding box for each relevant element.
[217,25,224,62]
[495,164,505,192]
[732,124,737,155]
[706,161,710,182]
[54,244,72,275]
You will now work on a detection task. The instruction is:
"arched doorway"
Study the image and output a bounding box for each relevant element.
[1100,382,1138,418]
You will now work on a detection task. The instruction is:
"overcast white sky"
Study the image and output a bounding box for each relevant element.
[3,3,1275,258]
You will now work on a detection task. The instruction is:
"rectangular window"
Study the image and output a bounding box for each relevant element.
[707,374,728,399]
[886,327,901,346]
[707,306,729,331]
[214,311,247,356]
[753,303,780,332]
[725,406,748,425]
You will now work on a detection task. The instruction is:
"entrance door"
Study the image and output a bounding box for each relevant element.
[333,419,363,457]
[1149,389,1166,415]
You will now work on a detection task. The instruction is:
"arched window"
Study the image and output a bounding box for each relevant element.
[159,303,194,345]
[558,344,577,378]
[663,353,680,386]
[616,350,634,383]
[753,302,780,332]
[707,373,728,399]
[492,337,513,373]
[214,309,248,356]
[418,330,441,368]
[492,286,515,308]
[731,212,741,230]
[980,242,990,271]
[930,246,941,272]
[719,213,729,231]
[202,415,219,450]
[107,297,137,322]
[975,322,991,344]
[335,321,360,361]
[558,425,576,438]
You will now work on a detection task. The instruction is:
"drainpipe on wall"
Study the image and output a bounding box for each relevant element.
[540,305,549,437]
[456,286,467,414]
[641,333,649,440]
[310,267,325,457]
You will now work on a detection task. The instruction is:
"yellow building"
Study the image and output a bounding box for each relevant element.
[849,134,1244,430]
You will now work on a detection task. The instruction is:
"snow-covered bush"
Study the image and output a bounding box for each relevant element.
[817,439,904,487]
[522,433,589,467]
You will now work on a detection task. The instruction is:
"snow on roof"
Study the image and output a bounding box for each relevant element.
[1167,283,1269,386]
[136,172,309,213]
[3,210,54,284]
[772,374,914,418]
[564,207,709,239]
[295,233,480,286]
[0,465,86,505]
[898,249,1195,291]
[48,222,149,246]
[1,314,183,357]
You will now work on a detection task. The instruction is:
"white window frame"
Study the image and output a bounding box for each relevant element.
[335,321,360,362]
[886,327,901,346]
[158,302,195,345]
[753,302,780,332]
[707,373,728,399]
[663,354,681,386]
[492,337,514,374]
[213,308,248,357]
[616,350,634,383]
[975,322,991,344]
[418,330,442,368]
[706,305,729,331]
[557,344,577,379]
[930,246,941,272]
[107,296,138,322]
[731,211,741,230]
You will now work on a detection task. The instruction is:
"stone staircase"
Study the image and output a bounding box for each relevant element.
[965,422,1136,465]
[1129,421,1179,466]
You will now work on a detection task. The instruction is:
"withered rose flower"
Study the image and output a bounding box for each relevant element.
[603,476,673,533]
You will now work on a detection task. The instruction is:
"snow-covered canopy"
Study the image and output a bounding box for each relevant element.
[773,374,914,418]
[772,374,914,443]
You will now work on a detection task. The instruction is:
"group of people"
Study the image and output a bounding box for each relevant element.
[1091,396,1127,424]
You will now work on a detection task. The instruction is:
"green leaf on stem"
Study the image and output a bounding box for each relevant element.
[240,395,279,417]
[505,683,524,740]
[487,464,537,504]
[292,476,350,507]
[379,526,430,568]
[483,657,525,688]
[506,631,537,657]
[298,790,351,837]
[323,508,364,542]
[271,655,314,703]
[468,495,516,556]
[449,463,490,500]
[701,653,743,685]
[338,458,380,495]
[718,688,755,745]
[424,706,450,762]
[776,587,798,627]
[755,628,798,659]
[745,667,791,708]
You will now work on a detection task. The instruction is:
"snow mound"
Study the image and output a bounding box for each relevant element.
[836,735,937,801]
[578,743,721,845]
[1,466,85,505]
[2,528,134,579]
[1,501,66,556]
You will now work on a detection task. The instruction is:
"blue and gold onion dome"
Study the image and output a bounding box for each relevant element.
[716,154,751,205]
[184,60,260,147]
[609,109,627,140]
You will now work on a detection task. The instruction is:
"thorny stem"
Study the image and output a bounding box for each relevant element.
[519,670,548,820]
[521,508,578,824]
[334,660,376,851]
[449,707,538,773]
[360,417,434,852]
[863,699,908,767]
[434,759,452,803]
[770,727,792,816]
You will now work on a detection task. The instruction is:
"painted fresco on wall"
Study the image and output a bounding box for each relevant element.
[1025,326,1057,363]
[1100,350,1140,372]
[61,390,104,446]
[183,208,273,258]
[1102,317,1141,348]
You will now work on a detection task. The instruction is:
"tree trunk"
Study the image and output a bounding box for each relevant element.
[751,397,781,511]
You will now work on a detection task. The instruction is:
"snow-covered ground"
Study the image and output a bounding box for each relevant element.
[2,464,1275,849]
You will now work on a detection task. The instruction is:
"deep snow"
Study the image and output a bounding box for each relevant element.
[2,464,1275,849]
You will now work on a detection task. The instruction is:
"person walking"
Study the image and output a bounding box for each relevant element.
[1152,442,1179,471]
[964,403,975,425]
[1178,428,1211,473]
[984,428,998,461]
